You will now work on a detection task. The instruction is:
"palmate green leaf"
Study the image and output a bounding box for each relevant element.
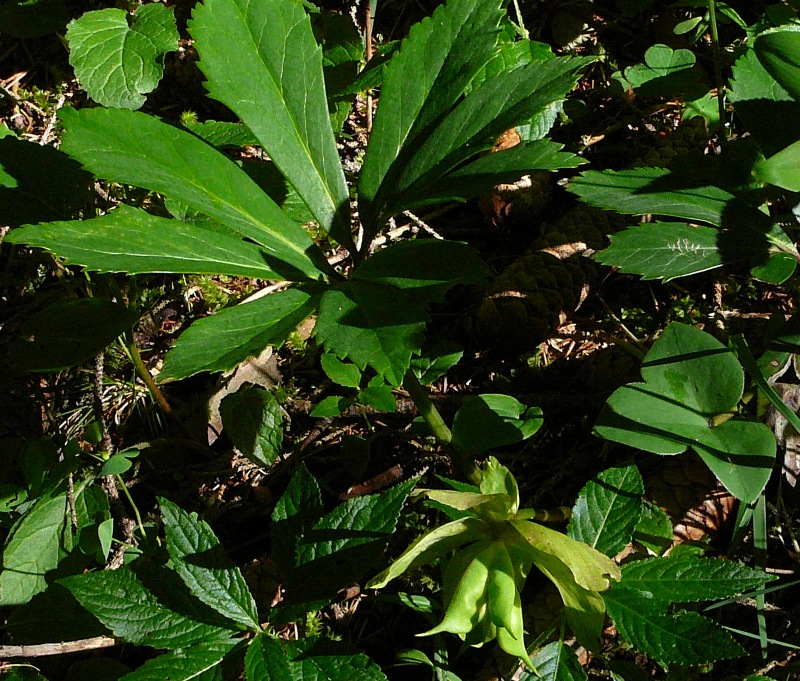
[421,139,584,204]
[367,516,487,589]
[313,281,428,386]
[568,462,644,558]
[66,4,179,109]
[120,640,241,681]
[61,566,237,648]
[597,385,775,503]
[358,384,396,412]
[0,135,92,228]
[220,386,284,468]
[524,641,588,681]
[640,323,741,414]
[359,0,506,231]
[633,500,673,556]
[755,26,800,102]
[189,0,351,249]
[276,479,416,611]
[0,493,70,606]
[352,240,488,301]
[6,206,284,278]
[469,39,561,142]
[270,464,323,577]
[596,223,723,281]
[618,556,775,602]
[451,395,543,457]
[568,168,742,225]
[11,297,139,372]
[159,498,259,631]
[411,341,463,385]
[295,478,417,570]
[245,635,388,681]
[729,48,800,157]
[603,586,744,664]
[160,286,322,381]
[754,137,800,191]
[391,57,589,216]
[621,44,702,98]
[320,353,362,388]
[57,107,329,280]
[595,324,776,503]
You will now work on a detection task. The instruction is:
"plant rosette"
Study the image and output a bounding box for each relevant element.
[367,458,620,669]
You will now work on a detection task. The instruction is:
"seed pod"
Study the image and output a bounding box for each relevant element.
[496,589,536,671]
[485,542,518,633]
[462,596,498,647]
[420,541,493,637]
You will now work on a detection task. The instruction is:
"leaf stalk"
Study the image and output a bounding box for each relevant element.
[402,369,481,484]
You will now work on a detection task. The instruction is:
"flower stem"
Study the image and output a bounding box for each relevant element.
[708,0,727,143]
[125,336,173,416]
[402,369,481,484]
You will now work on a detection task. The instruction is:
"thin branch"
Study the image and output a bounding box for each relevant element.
[0,636,118,659]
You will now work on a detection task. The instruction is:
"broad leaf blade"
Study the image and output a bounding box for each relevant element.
[512,521,621,592]
[7,205,284,278]
[352,240,488,300]
[67,4,178,109]
[281,479,417,608]
[596,223,724,281]
[61,566,236,648]
[568,462,644,557]
[271,464,324,577]
[183,121,259,148]
[58,107,329,280]
[604,587,745,664]
[754,137,800,191]
[358,0,507,231]
[245,635,388,681]
[367,517,486,589]
[321,353,362,388]
[619,556,775,602]
[314,281,428,386]
[159,498,260,631]
[568,168,737,226]
[160,286,321,381]
[121,640,240,681]
[692,421,776,504]
[451,395,543,456]
[0,494,70,606]
[526,641,588,681]
[220,386,284,467]
[640,323,743,415]
[729,47,800,157]
[0,135,92,227]
[755,26,800,102]
[422,139,585,204]
[189,0,351,248]
[393,57,588,212]
[518,538,608,651]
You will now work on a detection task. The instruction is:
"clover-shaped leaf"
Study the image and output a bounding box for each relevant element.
[452,394,543,456]
[595,323,776,503]
[67,4,179,109]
